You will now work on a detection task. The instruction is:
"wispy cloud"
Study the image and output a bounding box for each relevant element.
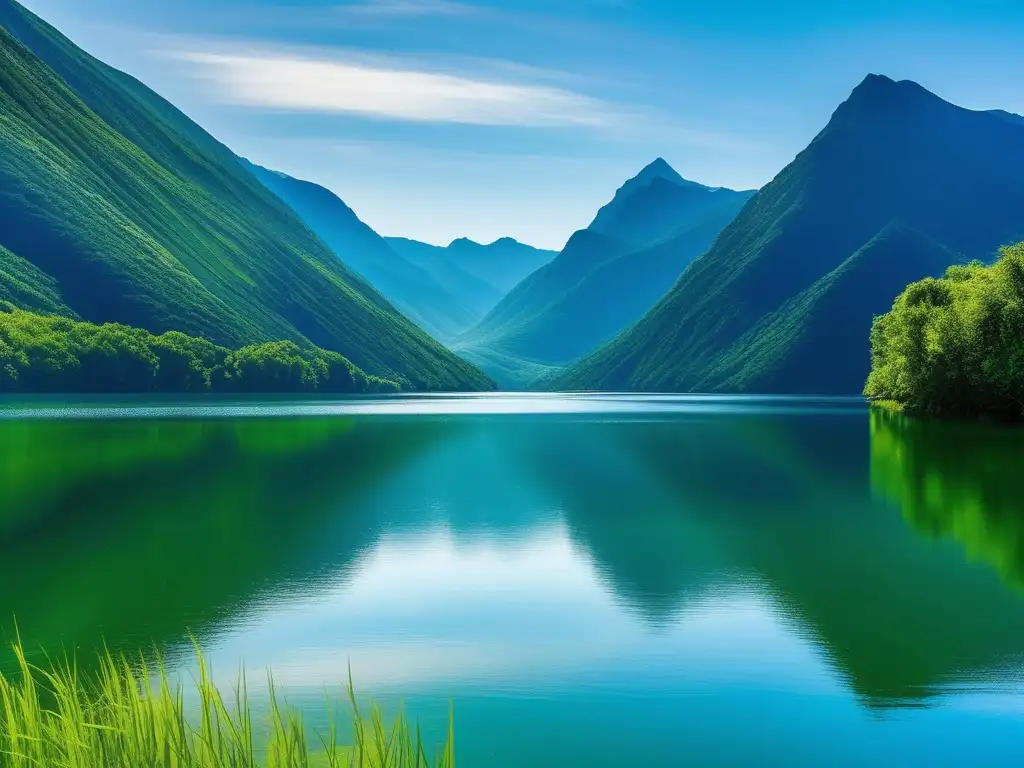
[175,47,617,127]
[334,0,479,17]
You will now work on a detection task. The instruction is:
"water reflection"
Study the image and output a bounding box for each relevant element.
[2,399,1024,765]
[0,416,453,666]
[870,410,1024,588]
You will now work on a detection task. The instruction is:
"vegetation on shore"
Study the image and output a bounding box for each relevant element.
[0,305,401,394]
[865,242,1024,419]
[0,638,454,767]
[0,1,491,391]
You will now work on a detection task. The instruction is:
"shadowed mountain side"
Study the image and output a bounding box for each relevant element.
[590,166,753,250]
[0,0,489,390]
[458,160,751,386]
[698,224,961,393]
[474,202,757,374]
[387,236,558,302]
[244,162,479,341]
[559,75,1024,394]
[389,243,504,317]
[457,230,629,352]
[0,244,73,316]
[0,416,455,672]
[987,109,1024,128]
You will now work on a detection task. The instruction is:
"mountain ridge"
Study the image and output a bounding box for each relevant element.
[242,160,480,341]
[557,74,1024,394]
[386,235,557,312]
[456,158,753,386]
[0,0,491,390]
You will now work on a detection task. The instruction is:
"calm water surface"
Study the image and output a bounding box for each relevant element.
[1,394,1023,766]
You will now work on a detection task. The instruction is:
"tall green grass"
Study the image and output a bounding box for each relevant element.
[0,639,454,767]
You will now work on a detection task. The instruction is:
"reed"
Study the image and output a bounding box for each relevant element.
[0,638,454,767]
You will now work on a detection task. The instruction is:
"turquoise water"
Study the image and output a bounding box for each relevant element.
[1,394,1023,765]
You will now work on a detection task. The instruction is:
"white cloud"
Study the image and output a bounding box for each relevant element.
[335,0,478,17]
[177,48,615,127]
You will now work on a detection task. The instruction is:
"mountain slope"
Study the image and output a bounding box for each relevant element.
[387,236,557,301]
[702,224,959,394]
[0,245,72,316]
[588,157,743,250]
[0,0,490,390]
[456,160,752,384]
[243,162,479,341]
[499,203,755,366]
[558,75,1024,394]
[385,238,504,316]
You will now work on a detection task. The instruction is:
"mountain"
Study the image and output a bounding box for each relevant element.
[455,160,753,386]
[701,224,959,393]
[987,109,1024,128]
[0,244,72,316]
[0,0,490,391]
[588,157,737,249]
[387,236,558,306]
[558,75,1024,394]
[243,161,479,341]
[395,242,505,318]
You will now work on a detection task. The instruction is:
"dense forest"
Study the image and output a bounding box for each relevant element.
[0,305,400,393]
[865,242,1024,419]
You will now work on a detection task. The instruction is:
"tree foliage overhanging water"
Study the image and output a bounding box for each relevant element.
[866,242,1024,419]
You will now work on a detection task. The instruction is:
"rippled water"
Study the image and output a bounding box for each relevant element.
[1,395,1023,766]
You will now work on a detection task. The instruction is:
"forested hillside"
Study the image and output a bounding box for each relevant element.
[0,0,491,391]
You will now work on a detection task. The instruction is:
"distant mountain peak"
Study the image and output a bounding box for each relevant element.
[856,72,898,91]
[448,236,543,251]
[637,157,679,179]
[611,158,710,204]
[841,74,946,116]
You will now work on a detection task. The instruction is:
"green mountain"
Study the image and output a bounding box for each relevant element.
[0,0,490,391]
[243,161,480,341]
[455,160,753,386]
[558,75,1024,394]
[703,224,959,394]
[0,245,71,316]
[387,236,557,308]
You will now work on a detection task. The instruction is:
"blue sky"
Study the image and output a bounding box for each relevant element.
[19,0,1024,249]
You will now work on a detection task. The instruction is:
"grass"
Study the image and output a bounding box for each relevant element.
[0,638,454,768]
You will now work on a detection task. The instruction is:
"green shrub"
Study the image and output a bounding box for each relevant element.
[865,242,1024,418]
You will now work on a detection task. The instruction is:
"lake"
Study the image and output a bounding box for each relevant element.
[1,394,1023,766]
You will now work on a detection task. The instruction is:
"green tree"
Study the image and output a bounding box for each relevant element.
[0,307,401,394]
[865,242,1024,419]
